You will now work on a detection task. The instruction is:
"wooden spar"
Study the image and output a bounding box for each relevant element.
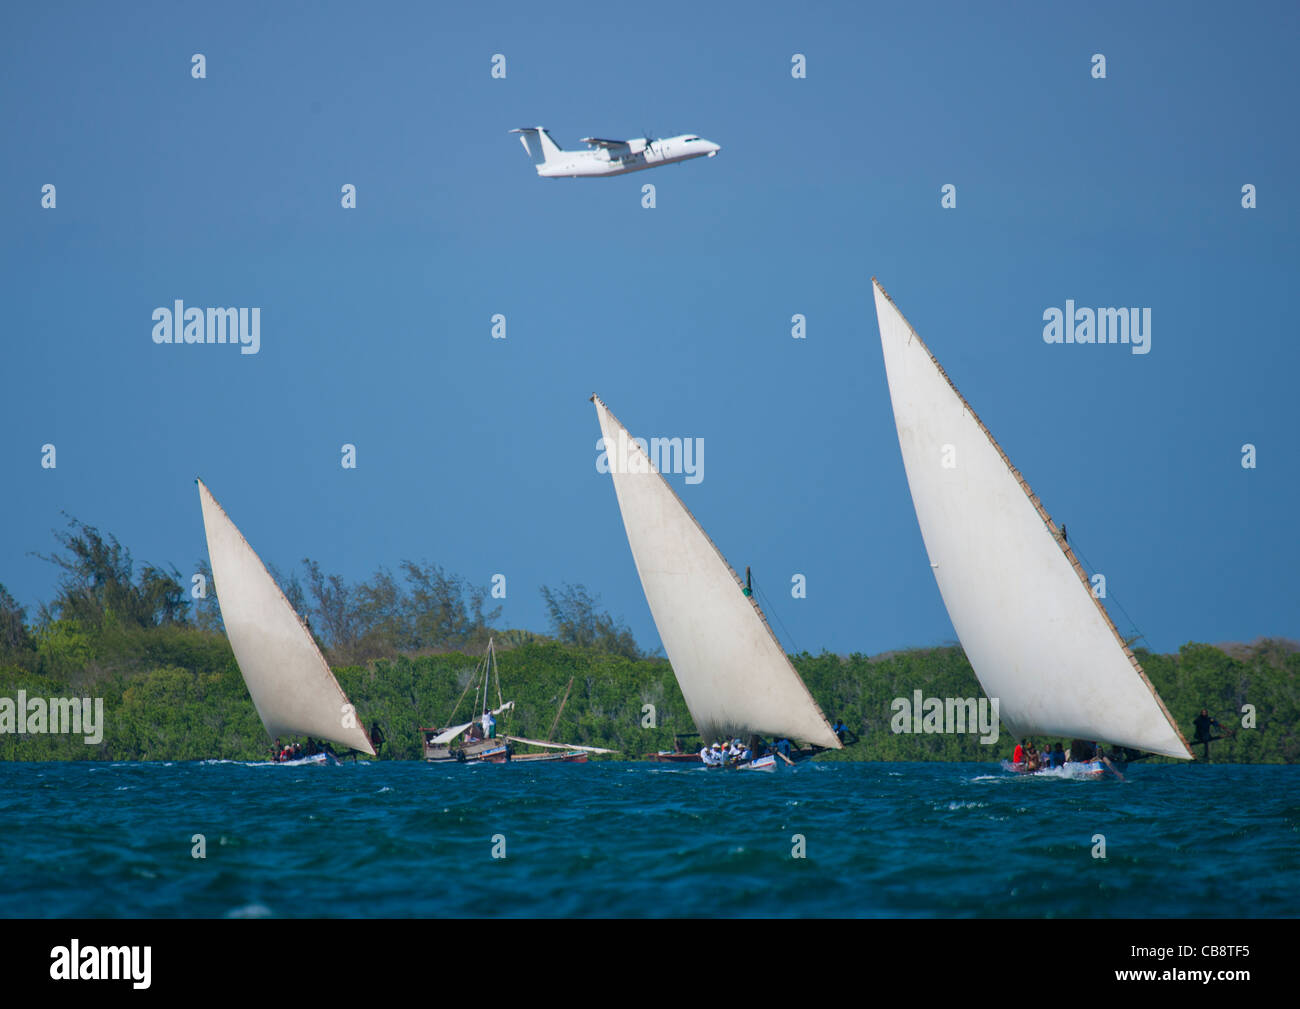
[491,637,504,709]
[546,675,575,742]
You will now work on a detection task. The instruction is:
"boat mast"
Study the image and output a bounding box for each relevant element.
[546,676,576,742]
[490,636,504,709]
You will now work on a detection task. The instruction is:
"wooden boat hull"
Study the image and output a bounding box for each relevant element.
[427,742,589,764]
[701,747,821,770]
[1002,759,1108,779]
[644,751,703,763]
[264,752,336,766]
[423,736,507,762]
[484,749,589,763]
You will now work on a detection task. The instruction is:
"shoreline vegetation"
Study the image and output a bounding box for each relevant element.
[1,517,1295,763]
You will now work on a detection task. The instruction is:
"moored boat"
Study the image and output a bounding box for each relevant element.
[484,747,590,764]
[644,751,703,764]
[422,638,616,763]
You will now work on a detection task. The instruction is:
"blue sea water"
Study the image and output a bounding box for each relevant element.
[1,761,1295,918]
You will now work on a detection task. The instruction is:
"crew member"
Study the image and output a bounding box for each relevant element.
[1193,709,1221,743]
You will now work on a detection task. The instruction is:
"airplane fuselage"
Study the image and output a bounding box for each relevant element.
[536,135,720,178]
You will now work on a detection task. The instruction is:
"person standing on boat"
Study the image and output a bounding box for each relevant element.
[1193,709,1221,743]
[483,709,497,739]
[1012,740,1025,765]
[1049,742,1065,768]
[1192,708,1230,761]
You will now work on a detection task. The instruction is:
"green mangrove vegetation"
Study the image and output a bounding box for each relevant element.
[1,517,1295,762]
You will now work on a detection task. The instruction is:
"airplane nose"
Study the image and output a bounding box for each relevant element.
[708,142,720,156]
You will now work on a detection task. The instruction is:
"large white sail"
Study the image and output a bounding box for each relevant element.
[593,396,841,749]
[197,479,376,755]
[872,280,1191,759]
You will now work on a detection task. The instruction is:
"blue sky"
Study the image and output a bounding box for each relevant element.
[2,1,1297,656]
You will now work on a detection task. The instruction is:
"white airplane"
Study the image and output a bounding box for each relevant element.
[510,127,720,179]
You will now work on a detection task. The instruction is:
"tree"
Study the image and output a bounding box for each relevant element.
[302,559,358,656]
[192,559,223,633]
[398,560,499,653]
[36,515,189,629]
[540,583,642,659]
[0,583,33,653]
[298,558,500,662]
[354,566,406,653]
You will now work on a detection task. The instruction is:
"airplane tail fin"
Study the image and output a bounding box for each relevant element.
[510,127,563,166]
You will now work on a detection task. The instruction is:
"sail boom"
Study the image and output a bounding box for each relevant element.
[503,736,618,754]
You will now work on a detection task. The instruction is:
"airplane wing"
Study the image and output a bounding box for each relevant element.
[582,136,650,156]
